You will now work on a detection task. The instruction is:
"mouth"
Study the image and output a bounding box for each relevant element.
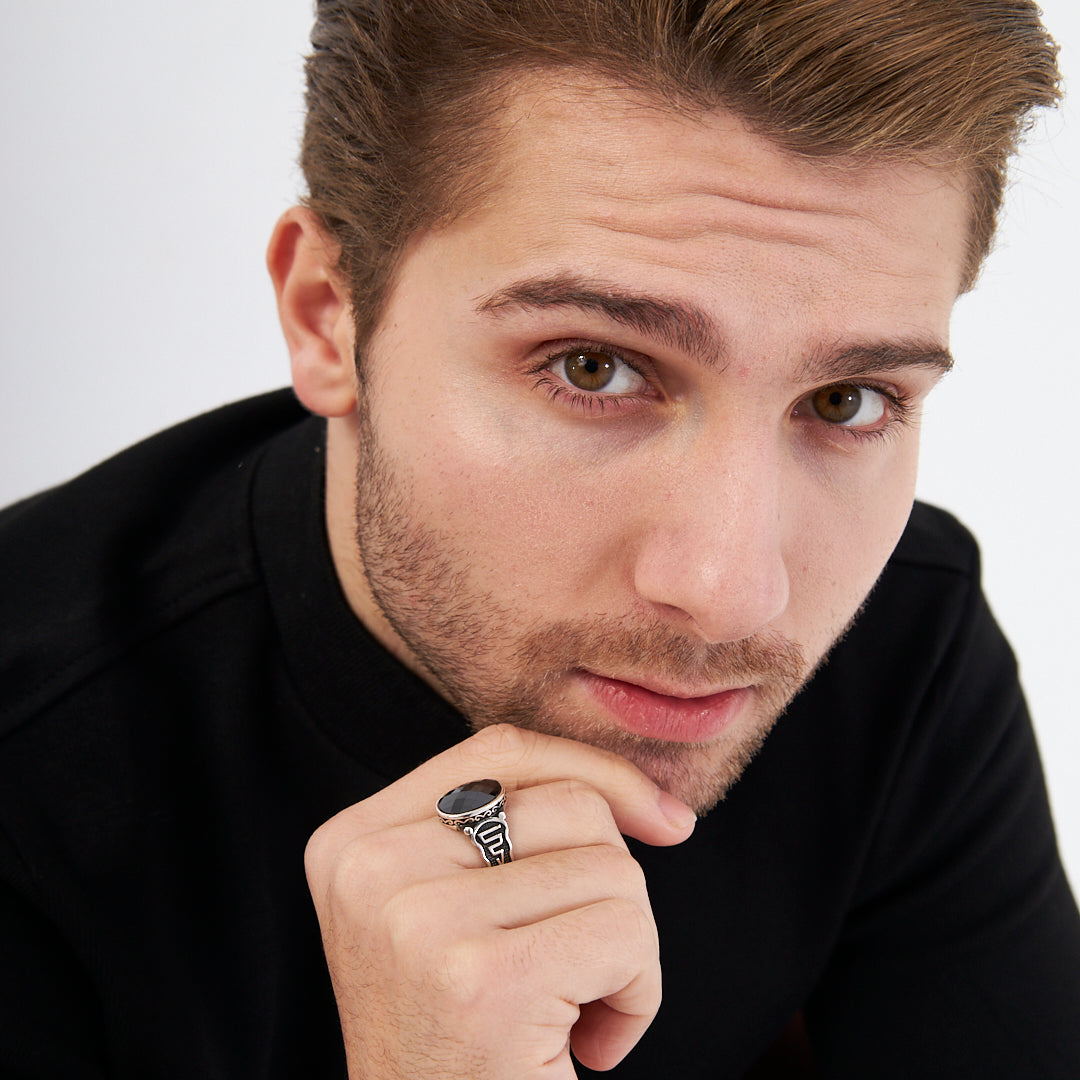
[576,670,753,744]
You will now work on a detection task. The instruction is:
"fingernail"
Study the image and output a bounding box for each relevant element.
[658,789,697,830]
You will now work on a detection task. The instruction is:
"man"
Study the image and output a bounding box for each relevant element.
[1,1,1078,1077]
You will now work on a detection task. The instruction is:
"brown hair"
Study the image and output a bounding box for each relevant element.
[301,0,1060,345]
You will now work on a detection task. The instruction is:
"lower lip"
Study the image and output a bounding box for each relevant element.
[580,673,751,743]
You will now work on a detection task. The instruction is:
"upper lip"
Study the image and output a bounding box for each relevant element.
[579,669,750,701]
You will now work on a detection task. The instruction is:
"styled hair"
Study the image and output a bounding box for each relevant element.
[301,0,1060,344]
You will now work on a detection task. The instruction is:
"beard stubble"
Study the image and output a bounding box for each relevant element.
[350,384,813,812]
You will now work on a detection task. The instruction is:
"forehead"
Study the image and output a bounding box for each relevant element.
[374,72,973,379]
[442,74,971,310]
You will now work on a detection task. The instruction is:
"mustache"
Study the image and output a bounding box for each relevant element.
[515,614,807,692]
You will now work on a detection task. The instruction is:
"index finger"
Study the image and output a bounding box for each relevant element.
[339,724,696,846]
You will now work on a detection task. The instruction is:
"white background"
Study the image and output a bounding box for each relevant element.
[1,3,1077,887]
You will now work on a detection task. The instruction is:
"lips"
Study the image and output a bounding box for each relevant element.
[578,671,752,743]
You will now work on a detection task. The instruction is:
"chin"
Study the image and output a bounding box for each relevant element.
[472,706,779,817]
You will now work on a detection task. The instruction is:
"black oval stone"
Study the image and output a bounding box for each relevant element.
[438,779,502,816]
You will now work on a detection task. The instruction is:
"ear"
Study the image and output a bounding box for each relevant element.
[267,207,356,418]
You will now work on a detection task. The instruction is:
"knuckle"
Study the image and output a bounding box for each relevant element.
[346,831,398,890]
[555,778,617,829]
[584,842,648,897]
[380,882,427,949]
[433,936,505,1015]
[608,846,650,895]
[320,832,399,917]
[304,803,380,888]
[303,825,333,887]
[468,722,537,770]
[377,883,462,986]
[603,895,659,958]
[438,936,486,996]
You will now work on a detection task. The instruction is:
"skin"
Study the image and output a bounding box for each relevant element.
[269,76,969,1078]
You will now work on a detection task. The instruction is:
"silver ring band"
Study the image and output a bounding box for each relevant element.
[436,779,513,866]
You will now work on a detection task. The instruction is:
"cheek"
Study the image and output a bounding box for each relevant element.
[374,384,641,603]
[784,444,919,654]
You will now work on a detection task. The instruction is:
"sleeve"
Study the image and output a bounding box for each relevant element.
[804,578,1080,1078]
[0,824,108,1079]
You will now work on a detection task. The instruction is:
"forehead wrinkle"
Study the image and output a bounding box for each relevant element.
[584,213,844,260]
[475,273,726,367]
[580,190,868,253]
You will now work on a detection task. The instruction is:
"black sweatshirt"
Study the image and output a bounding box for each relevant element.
[2,390,1078,1078]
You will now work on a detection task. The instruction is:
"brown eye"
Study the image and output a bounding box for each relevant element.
[813,385,863,423]
[794,383,890,432]
[564,350,617,391]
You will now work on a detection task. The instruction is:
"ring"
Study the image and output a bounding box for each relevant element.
[436,779,513,867]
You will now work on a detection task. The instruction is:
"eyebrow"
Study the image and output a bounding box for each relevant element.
[475,273,723,366]
[475,272,954,381]
[795,341,955,384]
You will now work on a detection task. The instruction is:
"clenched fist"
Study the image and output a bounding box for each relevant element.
[305,724,697,1079]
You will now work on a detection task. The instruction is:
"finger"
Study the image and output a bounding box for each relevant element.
[308,778,632,904]
[317,774,628,874]
[506,898,662,1058]
[571,998,653,1073]
[413,842,653,935]
[318,816,645,940]
[419,897,661,1075]
[331,724,696,843]
[439,778,630,867]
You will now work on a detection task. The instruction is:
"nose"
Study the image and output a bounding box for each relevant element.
[631,433,791,644]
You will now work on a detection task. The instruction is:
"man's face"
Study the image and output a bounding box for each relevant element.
[337,78,968,812]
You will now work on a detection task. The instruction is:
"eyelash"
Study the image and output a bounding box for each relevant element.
[532,340,655,415]
[532,339,916,441]
[811,384,915,445]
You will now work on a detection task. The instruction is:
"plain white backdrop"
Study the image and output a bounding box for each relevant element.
[1,3,1077,886]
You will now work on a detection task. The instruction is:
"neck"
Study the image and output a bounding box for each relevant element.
[322,414,426,678]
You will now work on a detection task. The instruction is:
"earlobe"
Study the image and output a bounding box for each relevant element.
[267,206,356,418]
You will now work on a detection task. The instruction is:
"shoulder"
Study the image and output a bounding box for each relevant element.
[0,389,312,734]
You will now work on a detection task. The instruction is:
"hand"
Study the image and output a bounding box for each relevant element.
[305,723,697,1079]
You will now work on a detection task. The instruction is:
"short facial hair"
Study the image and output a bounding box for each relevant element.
[351,374,812,812]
